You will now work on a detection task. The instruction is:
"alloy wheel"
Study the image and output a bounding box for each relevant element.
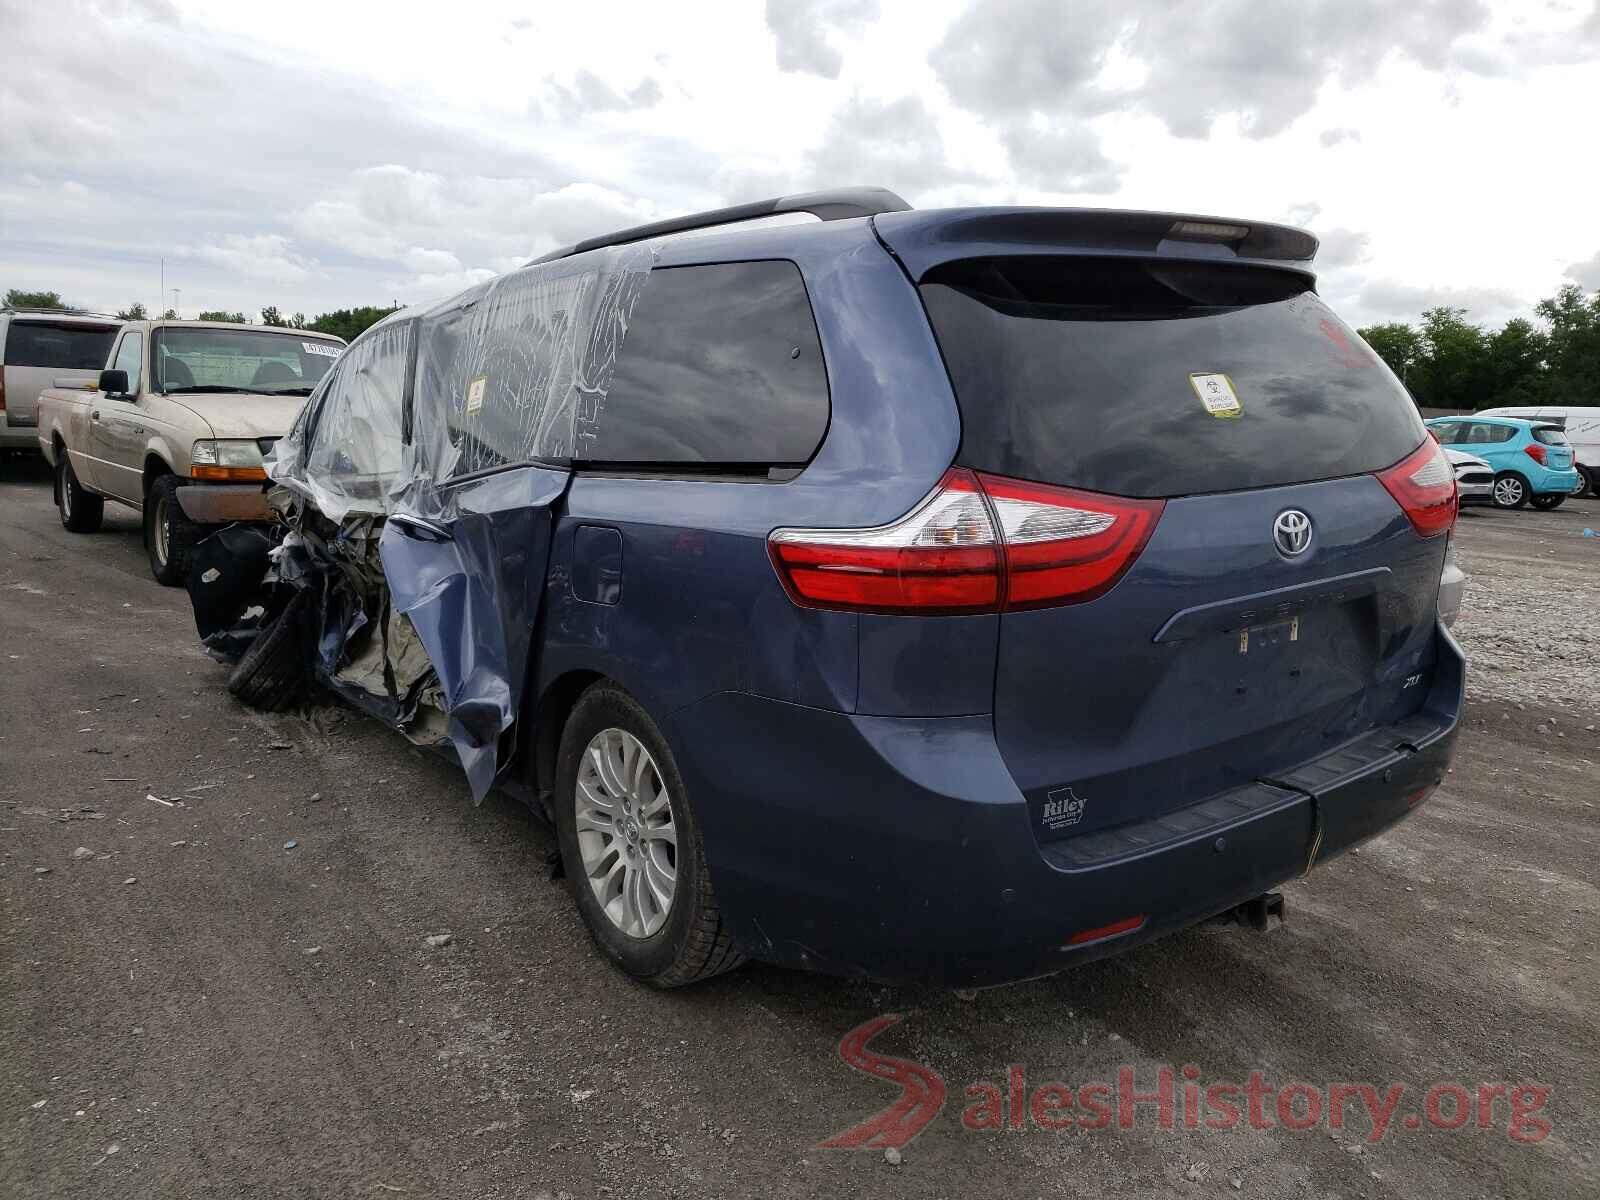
[574,728,677,938]
[1493,477,1524,507]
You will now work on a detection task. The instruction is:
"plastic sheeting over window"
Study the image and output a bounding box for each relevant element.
[267,242,655,520]
[266,314,412,523]
[405,243,656,495]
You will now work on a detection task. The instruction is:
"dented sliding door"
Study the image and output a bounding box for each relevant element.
[378,464,571,801]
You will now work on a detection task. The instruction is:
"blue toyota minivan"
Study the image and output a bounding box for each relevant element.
[191,189,1464,988]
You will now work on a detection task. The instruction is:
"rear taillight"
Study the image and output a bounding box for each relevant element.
[768,470,1000,614]
[978,474,1165,609]
[768,469,1164,614]
[1524,443,1547,466]
[1377,440,1457,538]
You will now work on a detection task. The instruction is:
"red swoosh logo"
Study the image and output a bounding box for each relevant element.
[818,1014,946,1149]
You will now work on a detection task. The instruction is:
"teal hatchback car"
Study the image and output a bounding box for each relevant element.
[1424,416,1580,510]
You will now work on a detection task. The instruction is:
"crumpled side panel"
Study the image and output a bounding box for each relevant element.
[240,241,658,803]
[379,466,570,800]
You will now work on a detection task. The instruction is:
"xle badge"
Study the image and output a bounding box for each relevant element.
[1042,787,1087,831]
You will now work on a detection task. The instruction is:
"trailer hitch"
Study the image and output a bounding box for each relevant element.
[1207,891,1287,932]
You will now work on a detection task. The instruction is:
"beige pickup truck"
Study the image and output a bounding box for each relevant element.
[37,320,346,584]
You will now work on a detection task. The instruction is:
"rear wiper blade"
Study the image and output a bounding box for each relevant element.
[263,386,314,396]
[163,385,253,394]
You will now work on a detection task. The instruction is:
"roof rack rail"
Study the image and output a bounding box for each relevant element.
[0,304,121,320]
[527,186,912,266]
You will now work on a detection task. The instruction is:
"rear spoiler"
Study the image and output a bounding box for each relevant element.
[872,207,1319,281]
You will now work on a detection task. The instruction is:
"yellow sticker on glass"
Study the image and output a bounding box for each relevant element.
[1189,372,1242,418]
[465,375,487,415]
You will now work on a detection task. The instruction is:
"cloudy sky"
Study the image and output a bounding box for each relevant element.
[2,0,1597,328]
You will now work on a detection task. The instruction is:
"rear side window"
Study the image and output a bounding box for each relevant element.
[581,261,828,465]
[1532,427,1568,446]
[919,258,1426,498]
[4,320,117,370]
[1463,423,1515,445]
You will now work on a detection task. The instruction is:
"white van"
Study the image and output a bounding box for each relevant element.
[1477,405,1600,496]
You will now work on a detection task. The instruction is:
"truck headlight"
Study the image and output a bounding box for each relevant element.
[191,439,266,480]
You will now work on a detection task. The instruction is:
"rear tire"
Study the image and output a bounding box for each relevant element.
[1530,493,1566,511]
[553,683,745,988]
[1491,472,1529,509]
[226,589,314,712]
[56,454,104,533]
[1579,467,1598,498]
[145,475,199,586]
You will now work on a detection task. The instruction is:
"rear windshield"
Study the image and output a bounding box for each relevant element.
[4,320,117,370]
[1531,427,1569,446]
[919,258,1426,498]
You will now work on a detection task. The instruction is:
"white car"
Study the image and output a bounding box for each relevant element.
[1444,447,1494,502]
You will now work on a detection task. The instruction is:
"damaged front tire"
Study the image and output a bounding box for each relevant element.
[227,587,315,712]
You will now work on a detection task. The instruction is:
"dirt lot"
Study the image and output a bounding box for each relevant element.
[2,454,1597,1199]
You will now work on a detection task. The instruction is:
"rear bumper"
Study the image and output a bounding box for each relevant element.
[0,415,40,450]
[669,623,1464,987]
[1531,466,1580,495]
[175,482,273,524]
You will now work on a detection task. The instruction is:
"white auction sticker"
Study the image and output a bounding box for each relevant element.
[1189,372,1242,418]
[303,342,342,358]
[465,375,487,414]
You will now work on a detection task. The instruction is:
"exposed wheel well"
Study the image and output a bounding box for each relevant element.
[143,455,173,495]
[524,669,606,808]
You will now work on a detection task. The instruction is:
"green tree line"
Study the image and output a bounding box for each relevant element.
[1357,283,1600,411]
[4,288,398,343]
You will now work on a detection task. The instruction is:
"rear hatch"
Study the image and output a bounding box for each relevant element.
[2,318,119,426]
[1531,425,1574,472]
[903,241,1449,843]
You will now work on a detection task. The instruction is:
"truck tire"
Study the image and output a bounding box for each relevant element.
[145,475,200,586]
[227,589,315,712]
[56,454,104,533]
[553,682,746,988]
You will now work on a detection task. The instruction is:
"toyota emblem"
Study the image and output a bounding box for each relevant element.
[1273,509,1313,557]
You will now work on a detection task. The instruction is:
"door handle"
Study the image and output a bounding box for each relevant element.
[91,411,100,420]
[388,512,453,543]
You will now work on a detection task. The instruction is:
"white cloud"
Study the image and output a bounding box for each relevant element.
[1,0,1597,329]
[1316,228,1372,270]
[807,93,977,200]
[766,0,878,79]
[185,234,316,286]
[1566,250,1600,291]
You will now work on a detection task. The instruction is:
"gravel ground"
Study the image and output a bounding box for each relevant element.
[1450,502,1600,711]
[2,455,1597,1199]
